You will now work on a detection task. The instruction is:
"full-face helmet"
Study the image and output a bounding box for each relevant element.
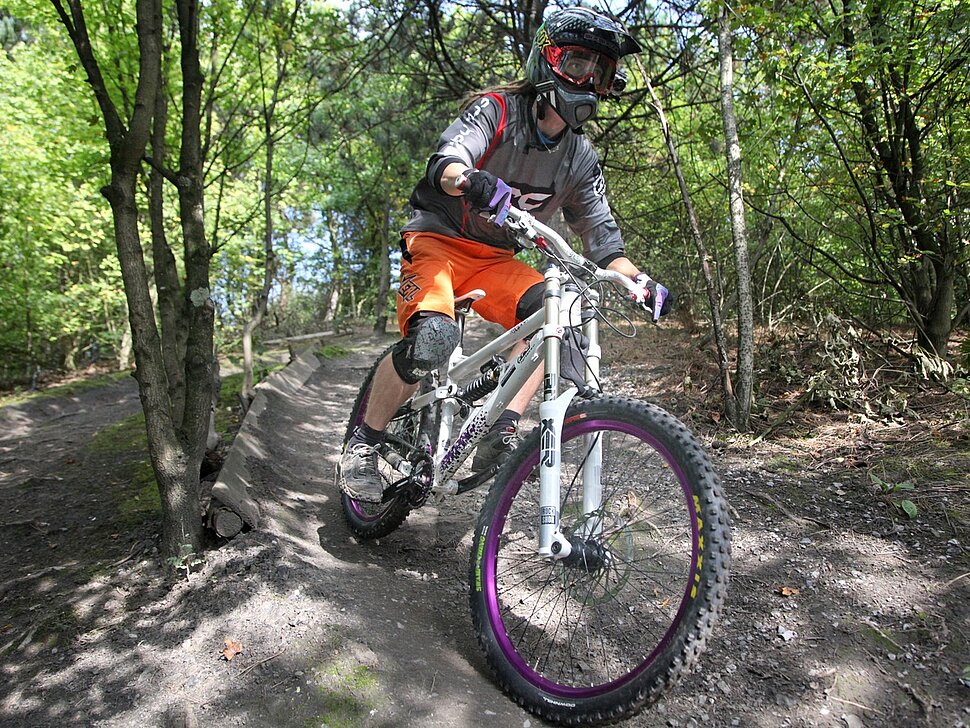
[525,7,641,131]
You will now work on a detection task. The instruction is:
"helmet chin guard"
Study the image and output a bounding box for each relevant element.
[536,80,598,132]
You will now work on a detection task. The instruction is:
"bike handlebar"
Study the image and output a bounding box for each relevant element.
[453,170,651,306]
[503,206,649,305]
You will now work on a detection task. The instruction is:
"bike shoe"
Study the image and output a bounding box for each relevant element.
[338,442,384,503]
[471,425,520,473]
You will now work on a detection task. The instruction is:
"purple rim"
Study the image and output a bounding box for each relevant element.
[348,495,392,522]
[481,418,699,699]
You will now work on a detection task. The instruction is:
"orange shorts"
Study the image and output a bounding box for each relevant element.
[397,231,544,335]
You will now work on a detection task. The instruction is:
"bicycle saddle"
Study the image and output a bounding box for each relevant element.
[454,289,486,314]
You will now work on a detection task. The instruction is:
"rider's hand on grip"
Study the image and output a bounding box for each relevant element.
[633,273,672,323]
[458,169,513,227]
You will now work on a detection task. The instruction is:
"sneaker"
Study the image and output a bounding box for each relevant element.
[338,442,384,503]
[472,425,520,473]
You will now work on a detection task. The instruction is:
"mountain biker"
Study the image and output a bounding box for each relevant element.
[338,6,671,503]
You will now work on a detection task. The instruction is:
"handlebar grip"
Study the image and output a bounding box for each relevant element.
[503,206,525,224]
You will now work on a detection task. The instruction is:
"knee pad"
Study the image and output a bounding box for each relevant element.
[515,283,545,321]
[391,313,461,384]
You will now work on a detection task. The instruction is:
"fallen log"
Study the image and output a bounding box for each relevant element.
[207,504,244,538]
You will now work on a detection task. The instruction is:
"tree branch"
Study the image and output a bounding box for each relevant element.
[50,0,127,147]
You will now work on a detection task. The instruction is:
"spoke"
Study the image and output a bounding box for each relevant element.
[496,561,555,596]
[489,419,700,690]
[505,571,564,644]
[536,585,572,675]
[613,558,688,582]
[568,573,612,683]
[560,587,582,684]
[516,584,567,665]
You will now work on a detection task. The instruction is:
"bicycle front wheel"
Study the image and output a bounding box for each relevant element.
[469,396,731,725]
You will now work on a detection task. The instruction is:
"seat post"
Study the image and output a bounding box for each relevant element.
[453,289,487,348]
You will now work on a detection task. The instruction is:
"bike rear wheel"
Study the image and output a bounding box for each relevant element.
[469,396,731,725]
[338,346,416,539]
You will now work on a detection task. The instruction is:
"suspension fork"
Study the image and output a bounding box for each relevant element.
[538,279,608,557]
[580,288,604,539]
[538,266,578,559]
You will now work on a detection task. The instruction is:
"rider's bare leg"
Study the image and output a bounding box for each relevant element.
[506,339,541,415]
[363,354,419,431]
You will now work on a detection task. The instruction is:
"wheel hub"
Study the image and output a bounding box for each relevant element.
[555,535,611,573]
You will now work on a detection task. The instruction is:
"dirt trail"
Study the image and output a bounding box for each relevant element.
[0,324,967,728]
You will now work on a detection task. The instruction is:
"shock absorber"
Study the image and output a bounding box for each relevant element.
[458,357,505,403]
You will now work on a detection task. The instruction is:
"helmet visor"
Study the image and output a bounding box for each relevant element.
[544,45,618,95]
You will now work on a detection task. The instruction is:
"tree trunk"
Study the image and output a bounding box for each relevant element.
[117,324,132,371]
[170,0,214,560]
[105,165,199,561]
[323,210,342,323]
[148,61,188,424]
[919,261,955,357]
[718,3,755,430]
[638,63,737,426]
[52,0,206,560]
[373,202,391,335]
[322,285,339,323]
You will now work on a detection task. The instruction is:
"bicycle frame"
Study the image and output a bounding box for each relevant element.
[385,206,650,560]
[404,261,604,560]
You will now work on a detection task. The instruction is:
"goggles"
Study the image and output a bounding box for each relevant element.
[543,44,618,95]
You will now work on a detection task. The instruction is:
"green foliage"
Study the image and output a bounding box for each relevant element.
[84,410,165,530]
[869,472,915,496]
[308,654,382,728]
[88,412,146,454]
[0,370,129,408]
[1,0,967,412]
[214,372,244,440]
[807,314,914,419]
[958,338,970,374]
[0,23,121,383]
[117,461,163,526]
[869,472,919,520]
[318,344,349,359]
[166,542,205,579]
[735,0,969,352]
[899,499,919,520]
[0,9,26,50]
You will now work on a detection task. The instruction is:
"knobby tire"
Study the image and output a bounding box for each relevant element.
[468,395,731,726]
[338,345,414,539]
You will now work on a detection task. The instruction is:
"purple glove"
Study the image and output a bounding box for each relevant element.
[459,169,513,226]
[634,273,672,322]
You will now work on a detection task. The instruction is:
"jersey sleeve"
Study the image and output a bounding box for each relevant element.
[561,142,625,267]
[425,95,503,191]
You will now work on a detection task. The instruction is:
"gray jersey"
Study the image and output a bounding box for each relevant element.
[402,92,625,267]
